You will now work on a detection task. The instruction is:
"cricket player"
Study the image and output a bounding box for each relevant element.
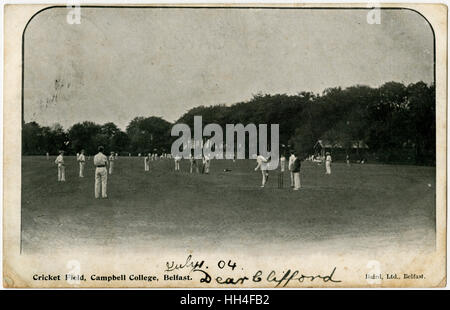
[190,156,199,173]
[94,146,108,199]
[325,152,332,175]
[174,155,181,171]
[255,154,269,188]
[346,154,350,166]
[78,149,86,178]
[109,152,115,175]
[144,153,150,171]
[288,152,296,188]
[46,152,50,160]
[54,150,65,182]
[202,155,210,174]
[292,154,302,190]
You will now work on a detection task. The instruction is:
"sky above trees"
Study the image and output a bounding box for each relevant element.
[24,8,433,130]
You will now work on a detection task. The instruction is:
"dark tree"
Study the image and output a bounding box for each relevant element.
[126,116,173,154]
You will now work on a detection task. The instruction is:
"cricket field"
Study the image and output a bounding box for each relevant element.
[21,156,436,254]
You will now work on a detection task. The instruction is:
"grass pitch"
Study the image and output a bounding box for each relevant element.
[21,156,435,254]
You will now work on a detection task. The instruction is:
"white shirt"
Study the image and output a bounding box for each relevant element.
[326,155,332,162]
[78,154,86,162]
[55,155,64,166]
[288,154,296,171]
[94,152,108,167]
[109,154,115,161]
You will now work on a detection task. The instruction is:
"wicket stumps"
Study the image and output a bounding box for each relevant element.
[278,172,284,189]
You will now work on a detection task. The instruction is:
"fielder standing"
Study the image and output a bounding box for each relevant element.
[288,152,296,188]
[54,150,65,182]
[325,152,332,175]
[174,155,181,171]
[94,146,108,199]
[109,152,115,175]
[144,153,150,171]
[203,155,210,174]
[78,149,86,178]
[292,153,302,190]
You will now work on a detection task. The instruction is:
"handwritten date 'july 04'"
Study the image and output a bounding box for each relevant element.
[165,255,342,287]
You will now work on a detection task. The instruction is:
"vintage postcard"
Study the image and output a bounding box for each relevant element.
[3,3,447,289]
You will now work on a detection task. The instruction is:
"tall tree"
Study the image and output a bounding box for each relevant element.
[67,121,101,155]
[126,116,173,154]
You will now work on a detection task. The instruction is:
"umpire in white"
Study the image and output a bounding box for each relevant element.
[94,146,108,199]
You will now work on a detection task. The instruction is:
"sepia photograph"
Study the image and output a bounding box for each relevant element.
[3,3,447,288]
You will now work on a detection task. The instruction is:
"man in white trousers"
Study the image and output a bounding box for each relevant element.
[94,146,108,199]
[77,149,86,177]
[325,152,332,175]
[292,153,302,190]
[202,155,211,174]
[55,150,65,182]
[108,151,115,175]
[144,153,150,171]
[288,151,296,188]
[174,155,181,171]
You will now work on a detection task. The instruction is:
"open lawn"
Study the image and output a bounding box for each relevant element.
[21,156,436,254]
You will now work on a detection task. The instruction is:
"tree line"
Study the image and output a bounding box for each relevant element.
[22,117,173,156]
[23,81,435,165]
